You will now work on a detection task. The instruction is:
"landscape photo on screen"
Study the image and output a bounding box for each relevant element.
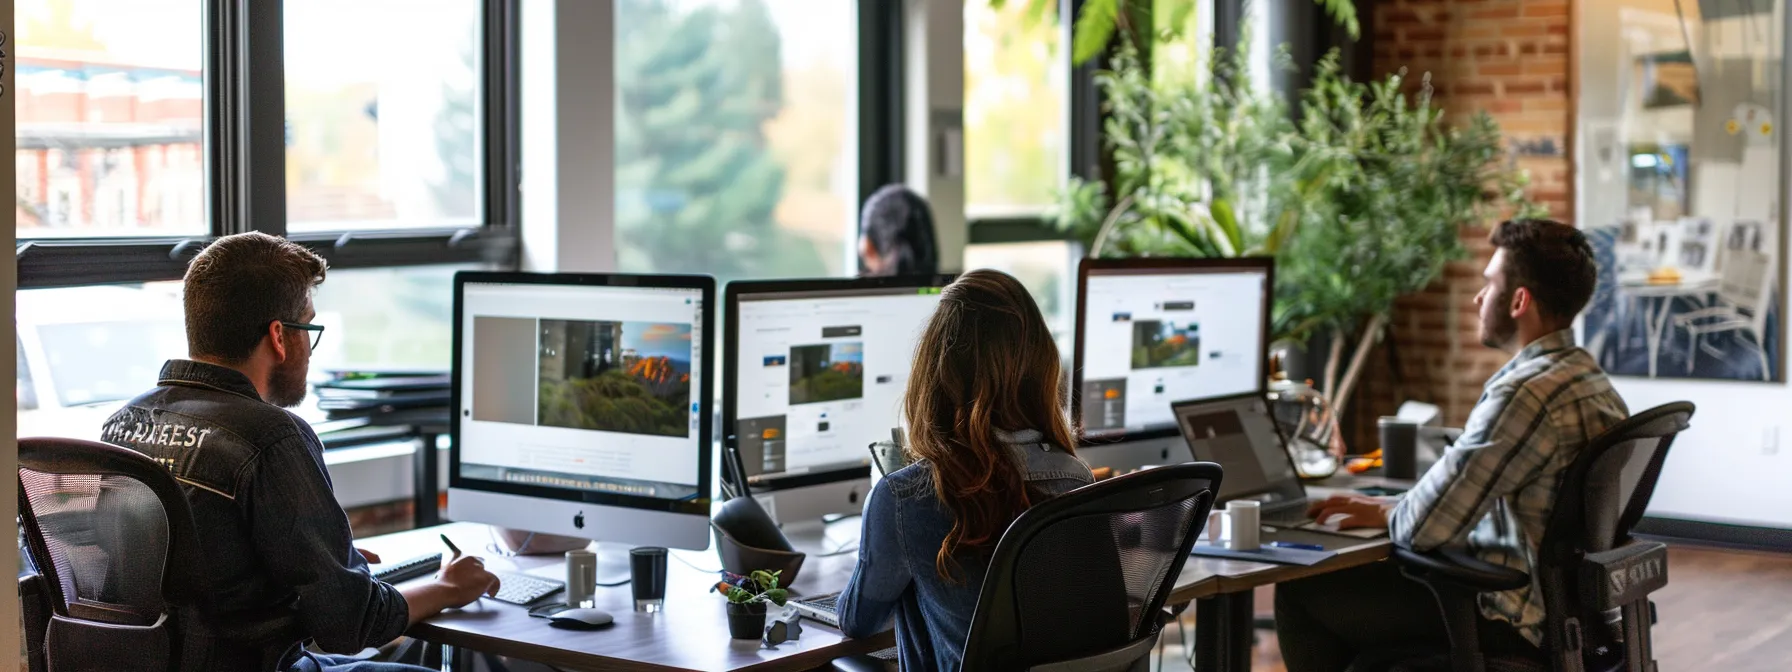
[789,342,864,404]
[1132,320,1202,369]
[538,320,693,438]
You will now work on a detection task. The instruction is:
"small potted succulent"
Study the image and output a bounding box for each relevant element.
[713,570,789,639]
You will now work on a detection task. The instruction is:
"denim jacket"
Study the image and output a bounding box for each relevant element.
[836,429,1093,671]
[101,361,409,668]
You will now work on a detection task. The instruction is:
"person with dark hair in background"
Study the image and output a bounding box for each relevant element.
[835,269,1092,670]
[1273,220,1629,671]
[102,232,500,671]
[859,184,940,276]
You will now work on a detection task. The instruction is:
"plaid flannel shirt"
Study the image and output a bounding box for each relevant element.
[1388,330,1628,645]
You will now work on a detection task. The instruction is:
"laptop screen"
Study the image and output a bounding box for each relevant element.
[1171,393,1307,507]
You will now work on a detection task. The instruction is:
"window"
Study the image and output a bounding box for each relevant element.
[309,265,468,371]
[14,0,207,238]
[14,266,473,443]
[964,0,1066,218]
[16,282,187,440]
[284,0,483,231]
[612,0,858,285]
[964,241,1079,348]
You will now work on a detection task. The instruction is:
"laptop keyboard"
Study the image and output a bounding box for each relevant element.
[791,592,841,628]
[1263,502,1316,527]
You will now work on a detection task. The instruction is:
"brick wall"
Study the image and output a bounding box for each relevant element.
[1351,0,1574,440]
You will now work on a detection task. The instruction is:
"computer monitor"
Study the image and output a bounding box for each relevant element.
[1071,258,1273,471]
[723,275,954,526]
[448,271,716,551]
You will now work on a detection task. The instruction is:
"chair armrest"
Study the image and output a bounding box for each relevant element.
[1580,540,1668,610]
[1392,547,1530,592]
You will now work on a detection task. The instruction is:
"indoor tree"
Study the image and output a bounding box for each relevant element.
[1056,34,1539,442]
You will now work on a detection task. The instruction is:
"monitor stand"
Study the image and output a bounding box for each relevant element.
[753,478,871,529]
[1079,435,1191,474]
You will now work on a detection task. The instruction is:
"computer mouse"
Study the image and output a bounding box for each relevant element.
[547,607,614,630]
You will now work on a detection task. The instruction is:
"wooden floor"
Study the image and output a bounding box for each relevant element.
[1153,545,1792,671]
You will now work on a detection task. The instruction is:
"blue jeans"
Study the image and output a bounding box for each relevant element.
[290,653,431,672]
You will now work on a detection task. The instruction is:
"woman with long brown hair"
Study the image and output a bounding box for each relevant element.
[836,269,1093,671]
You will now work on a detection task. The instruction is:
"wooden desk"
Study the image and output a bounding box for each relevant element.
[1163,475,1408,672]
[356,522,892,672]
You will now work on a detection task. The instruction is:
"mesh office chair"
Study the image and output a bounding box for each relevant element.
[1366,402,1694,672]
[18,437,299,672]
[955,461,1223,672]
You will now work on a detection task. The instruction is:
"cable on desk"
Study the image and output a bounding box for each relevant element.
[672,550,724,575]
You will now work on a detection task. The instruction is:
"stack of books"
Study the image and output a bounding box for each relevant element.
[312,369,451,438]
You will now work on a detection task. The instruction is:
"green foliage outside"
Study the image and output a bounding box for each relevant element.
[538,369,690,438]
[612,0,827,284]
[790,369,863,406]
[989,0,1358,66]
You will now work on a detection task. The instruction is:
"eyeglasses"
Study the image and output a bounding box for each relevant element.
[279,321,326,350]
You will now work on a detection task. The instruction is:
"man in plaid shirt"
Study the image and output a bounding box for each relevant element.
[1274,219,1628,671]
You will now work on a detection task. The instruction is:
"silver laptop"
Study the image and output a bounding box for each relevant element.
[1170,392,1323,528]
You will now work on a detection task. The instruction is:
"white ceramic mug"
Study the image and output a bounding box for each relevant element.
[565,549,597,606]
[1226,501,1261,551]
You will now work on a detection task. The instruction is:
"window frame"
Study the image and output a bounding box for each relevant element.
[965,0,1093,248]
[15,0,522,290]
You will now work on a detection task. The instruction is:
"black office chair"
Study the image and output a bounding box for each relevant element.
[1363,401,1694,672]
[17,437,300,672]
[949,461,1223,671]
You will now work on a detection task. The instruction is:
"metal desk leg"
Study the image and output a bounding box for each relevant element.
[415,432,442,528]
[1194,591,1254,672]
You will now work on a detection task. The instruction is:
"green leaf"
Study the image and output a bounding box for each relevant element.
[1165,0,1196,33]
[1072,0,1119,66]
[749,570,778,590]
[726,586,752,604]
[1314,0,1360,39]
[1210,198,1244,254]
[763,588,789,607]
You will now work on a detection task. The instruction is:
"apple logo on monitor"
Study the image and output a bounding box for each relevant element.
[574,511,585,529]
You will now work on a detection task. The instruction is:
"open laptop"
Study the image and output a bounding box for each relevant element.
[1171,392,1386,537]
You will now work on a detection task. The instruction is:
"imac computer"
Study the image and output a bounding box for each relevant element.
[723,275,954,528]
[448,271,716,551]
[1071,258,1273,472]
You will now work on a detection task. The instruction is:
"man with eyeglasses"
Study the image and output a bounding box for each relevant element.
[102,232,500,671]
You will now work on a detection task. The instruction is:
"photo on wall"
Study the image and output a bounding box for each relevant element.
[789,342,864,405]
[537,320,694,437]
[1131,321,1202,369]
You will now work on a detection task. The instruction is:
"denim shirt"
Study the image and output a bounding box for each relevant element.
[836,429,1093,671]
[100,361,409,668]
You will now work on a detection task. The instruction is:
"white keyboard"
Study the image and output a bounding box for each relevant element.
[489,571,565,605]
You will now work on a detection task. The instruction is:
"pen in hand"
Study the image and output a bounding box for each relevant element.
[441,534,463,558]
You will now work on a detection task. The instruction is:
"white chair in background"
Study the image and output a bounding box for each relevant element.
[1672,248,1775,380]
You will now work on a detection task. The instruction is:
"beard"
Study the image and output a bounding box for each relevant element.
[266,351,311,408]
[1479,289,1520,349]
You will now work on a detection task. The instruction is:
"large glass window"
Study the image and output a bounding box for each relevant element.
[284,0,482,231]
[965,241,1078,348]
[612,0,858,285]
[15,266,469,442]
[964,0,1066,218]
[15,0,207,238]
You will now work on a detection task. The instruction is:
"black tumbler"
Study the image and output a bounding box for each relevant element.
[1378,417,1420,480]
[630,547,669,613]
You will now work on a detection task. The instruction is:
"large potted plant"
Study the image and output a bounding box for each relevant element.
[1057,31,1539,449]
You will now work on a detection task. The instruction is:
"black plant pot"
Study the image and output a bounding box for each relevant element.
[727,602,768,640]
